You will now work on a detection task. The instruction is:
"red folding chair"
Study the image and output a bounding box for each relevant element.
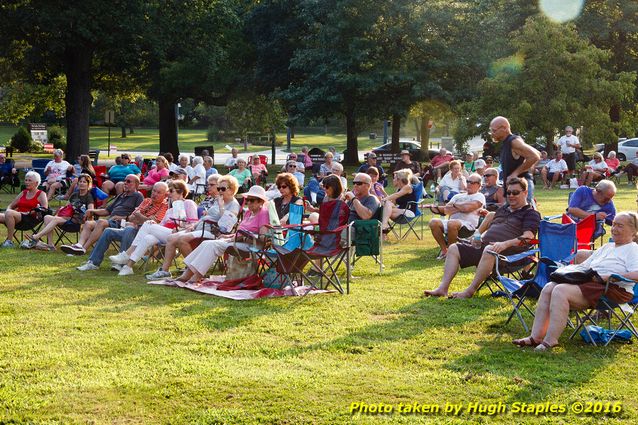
[561,213,596,250]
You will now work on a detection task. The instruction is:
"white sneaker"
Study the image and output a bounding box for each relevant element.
[77,261,99,271]
[118,265,134,276]
[146,269,172,280]
[109,251,130,264]
[110,263,123,271]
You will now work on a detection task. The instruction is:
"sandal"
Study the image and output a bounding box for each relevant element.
[512,336,540,347]
[534,341,558,352]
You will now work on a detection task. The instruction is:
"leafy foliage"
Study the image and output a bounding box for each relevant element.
[9,126,32,152]
[225,95,286,141]
[47,126,66,150]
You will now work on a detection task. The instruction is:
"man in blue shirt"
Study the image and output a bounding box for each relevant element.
[567,180,616,226]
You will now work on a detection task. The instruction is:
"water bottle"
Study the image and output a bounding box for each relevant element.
[472,229,482,248]
[429,183,435,194]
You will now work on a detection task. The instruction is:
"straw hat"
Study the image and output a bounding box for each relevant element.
[240,185,269,202]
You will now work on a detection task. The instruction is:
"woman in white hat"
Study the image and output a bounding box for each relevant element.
[175,185,271,283]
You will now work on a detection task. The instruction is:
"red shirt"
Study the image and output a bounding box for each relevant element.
[15,190,43,212]
[431,154,454,167]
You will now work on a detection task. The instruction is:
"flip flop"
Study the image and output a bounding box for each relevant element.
[512,337,539,347]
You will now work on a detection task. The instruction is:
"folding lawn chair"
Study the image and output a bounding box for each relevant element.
[545,213,597,250]
[569,275,638,346]
[350,206,383,274]
[387,181,425,241]
[53,220,81,246]
[272,199,350,294]
[490,220,577,332]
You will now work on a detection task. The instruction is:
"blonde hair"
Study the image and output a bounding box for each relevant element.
[393,168,413,185]
[219,175,239,195]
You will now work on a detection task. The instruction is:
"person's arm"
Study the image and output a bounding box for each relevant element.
[494,187,505,206]
[450,199,483,213]
[350,198,374,220]
[488,230,535,254]
[458,175,467,192]
[433,159,450,170]
[508,138,541,181]
[384,184,412,202]
[37,191,49,209]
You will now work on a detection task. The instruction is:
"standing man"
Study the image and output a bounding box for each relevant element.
[556,126,580,178]
[490,116,540,203]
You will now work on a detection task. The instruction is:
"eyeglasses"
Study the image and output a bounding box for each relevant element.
[277,185,288,189]
[288,164,296,168]
[506,190,522,196]
[484,174,497,177]
[353,181,366,186]
[485,160,493,164]
[468,181,481,185]
[218,187,228,192]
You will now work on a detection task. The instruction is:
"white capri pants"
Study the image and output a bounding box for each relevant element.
[184,239,252,277]
[130,222,174,262]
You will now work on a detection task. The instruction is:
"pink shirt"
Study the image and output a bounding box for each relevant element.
[251,163,267,177]
[605,158,620,171]
[143,167,169,185]
[238,207,269,234]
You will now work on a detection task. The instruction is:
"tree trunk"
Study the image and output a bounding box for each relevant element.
[159,97,179,155]
[390,114,401,153]
[121,126,127,138]
[414,118,421,142]
[545,133,554,156]
[64,47,93,161]
[343,107,359,165]
[420,115,430,153]
[607,104,620,153]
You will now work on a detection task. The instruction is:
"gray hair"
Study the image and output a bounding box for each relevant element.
[608,151,616,158]
[178,154,190,163]
[25,170,41,186]
[192,155,203,166]
[153,181,169,193]
[595,179,617,195]
[207,173,221,183]
[53,149,63,157]
[331,162,344,174]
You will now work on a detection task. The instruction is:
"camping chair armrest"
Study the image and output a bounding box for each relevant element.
[608,274,636,284]
[543,214,563,221]
[236,229,269,248]
[299,223,349,236]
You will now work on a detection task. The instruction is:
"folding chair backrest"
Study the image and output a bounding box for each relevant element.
[281,204,312,251]
[535,220,577,289]
[353,219,380,256]
[575,214,596,250]
[313,199,349,252]
[412,182,424,217]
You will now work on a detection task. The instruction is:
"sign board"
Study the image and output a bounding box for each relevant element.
[29,123,48,143]
[105,110,115,125]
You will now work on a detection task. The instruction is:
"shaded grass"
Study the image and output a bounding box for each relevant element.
[1,189,637,424]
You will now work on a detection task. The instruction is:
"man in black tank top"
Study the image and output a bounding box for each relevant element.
[490,116,540,204]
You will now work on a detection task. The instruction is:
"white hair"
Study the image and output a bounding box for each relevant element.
[596,179,617,195]
[192,156,203,166]
[207,173,221,183]
[178,154,190,163]
[608,151,616,158]
[25,170,41,186]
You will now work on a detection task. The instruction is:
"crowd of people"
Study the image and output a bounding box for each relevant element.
[1,115,637,352]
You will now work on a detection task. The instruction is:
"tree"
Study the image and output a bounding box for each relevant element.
[0,77,66,125]
[142,0,246,155]
[225,94,286,145]
[0,1,148,160]
[455,16,635,152]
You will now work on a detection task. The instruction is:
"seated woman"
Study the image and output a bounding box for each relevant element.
[305,174,345,222]
[23,174,95,250]
[229,158,252,192]
[605,151,621,176]
[110,180,199,276]
[187,155,207,195]
[102,153,142,195]
[437,160,467,203]
[319,152,334,177]
[580,152,608,186]
[139,155,170,191]
[367,167,387,199]
[145,175,241,280]
[0,171,49,248]
[250,155,268,185]
[513,212,638,351]
[175,185,271,283]
[330,161,348,190]
[273,173,304,224]
[60,154,96,200]
[380,169,416,233]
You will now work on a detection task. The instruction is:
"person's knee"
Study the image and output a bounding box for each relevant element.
[447,221,461,231]
[447,243,460,257]
[429,219,441,230]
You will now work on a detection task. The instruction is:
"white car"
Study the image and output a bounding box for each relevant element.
[595,138,638,161]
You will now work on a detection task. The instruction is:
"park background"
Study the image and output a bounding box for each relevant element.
[2,1,638,424]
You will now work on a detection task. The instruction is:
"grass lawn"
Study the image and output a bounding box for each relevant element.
[0,125,384,156]
[1,185,637,424]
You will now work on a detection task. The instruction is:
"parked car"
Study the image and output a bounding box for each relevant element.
[595,138,637,161]
[371,141,440,160]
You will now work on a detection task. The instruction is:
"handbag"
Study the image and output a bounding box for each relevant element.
[56,204,75,218]
[550,264,603,285]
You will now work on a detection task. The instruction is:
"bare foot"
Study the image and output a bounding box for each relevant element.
[449,290,475,299]
[423,288,448,297]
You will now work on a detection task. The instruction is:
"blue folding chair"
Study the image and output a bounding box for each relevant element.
[491,220,577,332]
[388,182,425,240]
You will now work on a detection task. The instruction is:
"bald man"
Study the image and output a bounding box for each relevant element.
[344,173,380,222]
[489,116,540,204]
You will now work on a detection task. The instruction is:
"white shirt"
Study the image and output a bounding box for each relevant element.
[580,242,638,295]
[224,157,238,168]
[546,159,568,174]
[447,192,486,229]
[168,163,180,172]
[589,160,608,172]
[45,160,71,181]
[558,135,580,154]
[439,171,466,193]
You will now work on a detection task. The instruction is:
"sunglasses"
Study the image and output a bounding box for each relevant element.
[468,181,481,185]
[353,181,366,186]
[484,174,497,177]
[506,190,522,196]
[288,164,296,168]
[277,185,288,189]
[245,198,259,203]
[218,187,228,192]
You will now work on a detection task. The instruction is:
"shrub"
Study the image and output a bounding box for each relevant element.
[48,126,66,150]
[9,127,32,153]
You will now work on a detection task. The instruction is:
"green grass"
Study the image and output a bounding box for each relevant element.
[0,125,384,155]
[1,187,637,424]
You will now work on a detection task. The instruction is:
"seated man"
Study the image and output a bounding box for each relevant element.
[393,150,421,177]
[427,173,485,259]
[61,175,144,255]
[567,179,616,235]
[0,153,19,190]
[344,173,380,223]
[541,151,568,189]
[480,167,504,211]
[424,177,540,298]
[76,181,169,271]
[533,150,550,180]
[357,152,386,183]
[422,148,454,185]
[101,153,142,195]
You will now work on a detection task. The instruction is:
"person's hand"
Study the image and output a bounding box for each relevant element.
[344,191,355,201]
[506,174,517,183]
[596,212,607,221]
[488,241,510,254]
